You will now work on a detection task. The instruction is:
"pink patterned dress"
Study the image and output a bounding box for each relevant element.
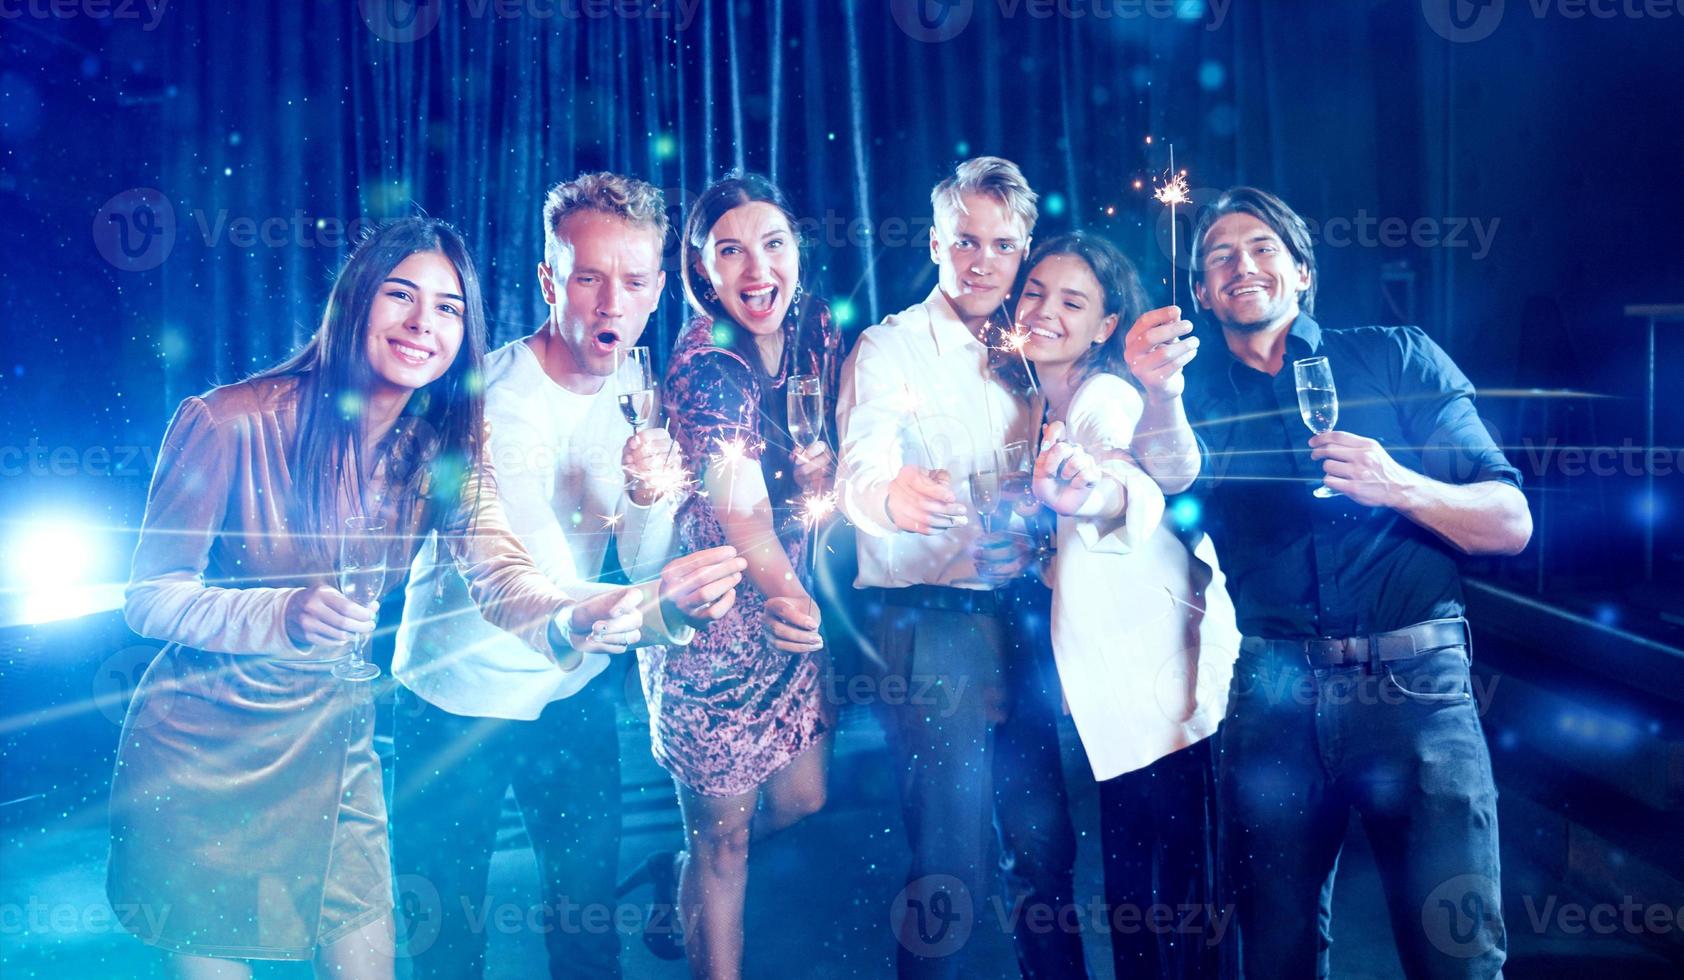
[640,310,840,797]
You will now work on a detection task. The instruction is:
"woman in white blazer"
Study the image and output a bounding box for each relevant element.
[1017,233,1240,980]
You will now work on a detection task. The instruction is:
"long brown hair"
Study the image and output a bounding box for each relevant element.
[251,216,490,557]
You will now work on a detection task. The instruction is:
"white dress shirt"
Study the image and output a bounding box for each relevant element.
[1045,373,1241,780]
[394,339,681,720]
[836,288,1032,589]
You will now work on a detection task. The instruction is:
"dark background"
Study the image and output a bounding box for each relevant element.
[2,1,1683,976]
[3,0,1682,598]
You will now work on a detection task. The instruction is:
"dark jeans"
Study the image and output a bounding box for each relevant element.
[1219,635,1506,980]
[872,590,1084,980]
[1098,739,1228,980]
[391,674,624,980]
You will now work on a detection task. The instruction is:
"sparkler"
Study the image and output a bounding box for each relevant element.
[796,490,838,618]
[1153,143,1192,308]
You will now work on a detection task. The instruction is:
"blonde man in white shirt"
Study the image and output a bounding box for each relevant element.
[836,157,1084,979]
[390,173,746,980]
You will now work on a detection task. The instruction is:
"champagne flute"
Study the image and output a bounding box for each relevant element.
[970,450,1002,534]
[333,516,386,682]
[787,375,825,450]
[1293,356,1341,499]
[617,346,655,432]
[997,440,1033,515]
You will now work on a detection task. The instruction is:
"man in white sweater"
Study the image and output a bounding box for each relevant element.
[390,173,745,980]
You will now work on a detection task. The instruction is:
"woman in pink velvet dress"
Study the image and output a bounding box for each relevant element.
[107,216,642,980]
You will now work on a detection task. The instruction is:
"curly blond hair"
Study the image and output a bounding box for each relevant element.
[542,171,668,266]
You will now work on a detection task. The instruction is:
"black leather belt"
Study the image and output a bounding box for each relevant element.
[1241,618,1469,669]
[876,585,1002,617]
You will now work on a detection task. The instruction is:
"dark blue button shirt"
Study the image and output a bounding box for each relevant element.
[1184,315,1521,641]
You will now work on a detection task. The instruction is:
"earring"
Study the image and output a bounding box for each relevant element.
[702,283,719,303]
[788,283,805,322]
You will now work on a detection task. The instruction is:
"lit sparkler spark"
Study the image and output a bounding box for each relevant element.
[600,512,623,530]
[797,490,838,531]
[639,453,694,506]
[1152,170,1191,207]
[713,434,752,468]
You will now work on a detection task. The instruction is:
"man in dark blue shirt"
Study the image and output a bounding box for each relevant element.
[1124,187,1530,979]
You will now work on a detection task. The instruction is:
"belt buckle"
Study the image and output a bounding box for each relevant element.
[1308,635,1370,667]
[1305,637,1345,667]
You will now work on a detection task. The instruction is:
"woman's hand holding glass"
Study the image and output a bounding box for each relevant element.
[284,584,377,651]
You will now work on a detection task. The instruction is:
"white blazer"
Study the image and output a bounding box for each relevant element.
[1044,373,1241,781]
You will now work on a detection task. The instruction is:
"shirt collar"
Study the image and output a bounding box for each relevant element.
[1220,312,1323,388]
[922,286,986,356]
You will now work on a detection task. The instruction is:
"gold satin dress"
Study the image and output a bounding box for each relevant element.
[106,375,572,960]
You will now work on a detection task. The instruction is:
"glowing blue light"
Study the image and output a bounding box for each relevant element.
[1594,604,1619,627]
[1175,0,1207,19]
[832,298,858,328]
[1043,192,1067,218]
[1198,61,1226,91]
[1170,497,1201,529]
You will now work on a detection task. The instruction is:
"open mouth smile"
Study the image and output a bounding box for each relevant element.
[389,338,436,366]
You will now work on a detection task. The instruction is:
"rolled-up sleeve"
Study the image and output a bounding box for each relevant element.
[1392,325,1522,489]
[124,397,305,655]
